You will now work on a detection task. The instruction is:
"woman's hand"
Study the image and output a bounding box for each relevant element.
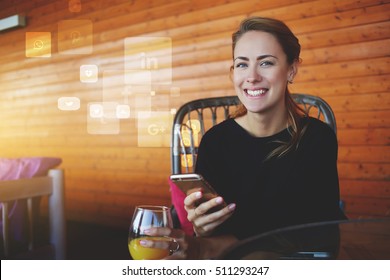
[141,227,200,259]
[184,191,236,237]
[141,227,238,260]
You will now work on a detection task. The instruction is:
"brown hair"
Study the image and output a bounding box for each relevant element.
[230,17,307,159]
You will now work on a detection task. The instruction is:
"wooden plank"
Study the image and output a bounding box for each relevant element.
[289,3,390,34]
[0,0,50,18]
[338,146,390,163]
[297,57,390,82]
[342,196,390,217]
[339,179,390,198]
[292,74,390,97]
[338,129,390,146]
[299,21,390,49]
[336,110,390,129]
[301,39,390,65]
[338,162,390,180]
[327,93,390,112]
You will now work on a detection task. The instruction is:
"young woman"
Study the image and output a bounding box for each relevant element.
[141,16,345,259]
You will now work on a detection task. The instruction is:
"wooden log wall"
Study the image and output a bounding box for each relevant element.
[0,0,389,227]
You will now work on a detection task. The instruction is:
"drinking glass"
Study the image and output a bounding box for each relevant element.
[128,205,173,260]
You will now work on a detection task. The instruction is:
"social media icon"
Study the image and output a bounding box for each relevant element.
[71,31,81,44]
[125,37,172,85]
[89,104,104,118]
[68,0,81,13]
[116,105,130,119]
[80,65,98,83]
[58,20,92,54]
[33,40,44,49]
[87,102,119,135]
[58,97,80,111]
[26,32,51,58]
[147,123,167,136]
[137,111,172,147]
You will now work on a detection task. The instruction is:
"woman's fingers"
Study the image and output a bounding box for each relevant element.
[144,227,185,239]
[193,206,235,236]
[184,191,202,209]
[140,227,194,259]
[185,192,234,218]
[183,191,236,237]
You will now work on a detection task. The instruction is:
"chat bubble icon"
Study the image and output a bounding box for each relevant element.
[26,32,51,58]
[58,97,80,111]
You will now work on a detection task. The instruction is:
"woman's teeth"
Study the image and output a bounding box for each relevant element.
[246,89,267,96]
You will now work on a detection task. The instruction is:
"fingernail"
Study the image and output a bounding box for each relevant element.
[228,203,236,211]
[139,240,148,246]
[195,191,202,198]
[215,197,223,204]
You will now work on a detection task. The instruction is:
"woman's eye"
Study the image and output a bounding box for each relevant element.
[235,62,247,68]
[260,60,274,67]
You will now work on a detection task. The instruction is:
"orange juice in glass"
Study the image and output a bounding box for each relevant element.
[128,205,173,260]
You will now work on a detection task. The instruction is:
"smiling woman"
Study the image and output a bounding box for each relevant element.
[141,17,346,260]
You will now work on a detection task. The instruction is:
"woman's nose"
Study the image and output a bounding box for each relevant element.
[246,67,262,83]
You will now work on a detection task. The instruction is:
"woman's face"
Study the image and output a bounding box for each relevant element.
[233,31,297,115]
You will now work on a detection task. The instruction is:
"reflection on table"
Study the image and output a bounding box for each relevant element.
[221,218,390,260]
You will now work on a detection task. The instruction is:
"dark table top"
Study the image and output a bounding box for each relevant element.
[221,218,390,260]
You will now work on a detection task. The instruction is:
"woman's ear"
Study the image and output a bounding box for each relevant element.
[229,65,234,81]
[288,60,299,83]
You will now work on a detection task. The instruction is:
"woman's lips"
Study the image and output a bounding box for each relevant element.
[244,88,268,97]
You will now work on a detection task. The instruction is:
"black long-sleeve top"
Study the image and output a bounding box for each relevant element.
[195,117,345,239]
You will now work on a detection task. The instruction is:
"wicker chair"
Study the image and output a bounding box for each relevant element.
[171,94,336,175]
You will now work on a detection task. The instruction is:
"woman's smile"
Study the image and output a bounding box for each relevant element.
[244,88,268,97]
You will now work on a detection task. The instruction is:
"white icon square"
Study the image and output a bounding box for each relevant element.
[137,111,172,147]
[87,102,119,135]
[116,105,130,119]
[58,97,80,111]
[80,64,98,83]
[89,103,104,118]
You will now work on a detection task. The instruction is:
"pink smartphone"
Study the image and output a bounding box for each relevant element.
[170,173,226,212]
